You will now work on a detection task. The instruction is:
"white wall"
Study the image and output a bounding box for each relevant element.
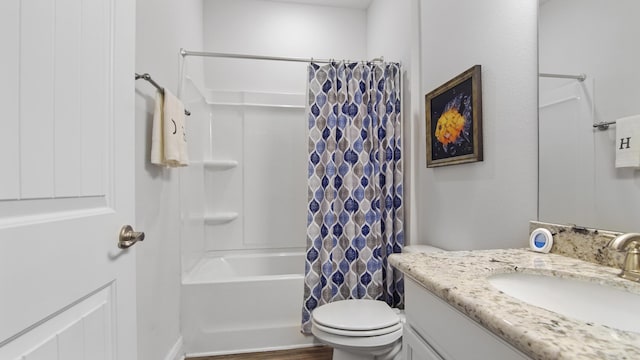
[418,0,539,250]
[539,0,640,233]
[135,0,203,359]
[204,0,367,59]
[202,0,368,93]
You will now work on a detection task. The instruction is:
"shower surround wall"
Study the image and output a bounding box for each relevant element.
[180,0,370,355]
[181,0,369,273]
[200,86,308,255]
[179,76,313,355]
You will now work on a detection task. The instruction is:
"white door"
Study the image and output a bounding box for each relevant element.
[0,0,137,359]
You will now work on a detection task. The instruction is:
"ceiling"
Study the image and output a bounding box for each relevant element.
[266,0,374,10]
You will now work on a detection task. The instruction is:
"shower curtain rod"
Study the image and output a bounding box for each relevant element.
[180,48,384,64]
[539,72,587,82]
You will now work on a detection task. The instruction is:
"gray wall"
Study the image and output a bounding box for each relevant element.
[135,0,203,359]
[366,0,538,250]
[417,0,539,250]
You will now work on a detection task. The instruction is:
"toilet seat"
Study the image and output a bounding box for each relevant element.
[311,323,403,350]
[313,320,403,337]
[311,299,401,337]
[311,300,404,359]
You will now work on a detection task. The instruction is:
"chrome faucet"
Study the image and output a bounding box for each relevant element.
[608,233,640,282]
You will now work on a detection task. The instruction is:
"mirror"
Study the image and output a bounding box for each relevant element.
[538,0,640,233]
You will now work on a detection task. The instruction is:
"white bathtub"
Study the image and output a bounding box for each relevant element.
[181,252,319,356]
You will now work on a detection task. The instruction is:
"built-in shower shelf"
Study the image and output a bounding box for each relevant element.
[204,212,239,225]
[203,160,239,170]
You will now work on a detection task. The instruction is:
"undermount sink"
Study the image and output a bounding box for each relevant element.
[487,272,640,333]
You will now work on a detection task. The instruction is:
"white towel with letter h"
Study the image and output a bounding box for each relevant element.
[615,114,640,168]
[151,89,189,167]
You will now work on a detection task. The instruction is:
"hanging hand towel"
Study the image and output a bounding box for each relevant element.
[151,89,189,167]
[615,114,640,168]
[150,90,164,165]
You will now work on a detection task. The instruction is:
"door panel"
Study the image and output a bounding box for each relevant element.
[19,0,55,200]
[1,284,114,360]
[0,0,136,358]
[0,0,20,200]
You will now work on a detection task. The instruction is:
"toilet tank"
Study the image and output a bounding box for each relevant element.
[403,245,444,254]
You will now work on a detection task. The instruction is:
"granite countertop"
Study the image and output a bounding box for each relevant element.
[390,249,640,360]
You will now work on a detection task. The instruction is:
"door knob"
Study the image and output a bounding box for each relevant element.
[118,225,145,249]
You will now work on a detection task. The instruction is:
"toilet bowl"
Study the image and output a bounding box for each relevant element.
[311,299,404,360]
[311,245,443,360]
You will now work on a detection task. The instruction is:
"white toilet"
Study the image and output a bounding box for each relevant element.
[311,245,444,360]
[311,299,404,360]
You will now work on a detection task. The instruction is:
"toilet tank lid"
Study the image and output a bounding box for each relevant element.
[312,299,400,331]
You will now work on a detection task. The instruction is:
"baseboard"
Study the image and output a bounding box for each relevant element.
[186,343,321,358]
[164,336,185,360]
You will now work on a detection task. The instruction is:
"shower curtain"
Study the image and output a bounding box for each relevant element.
[301,61,403,333]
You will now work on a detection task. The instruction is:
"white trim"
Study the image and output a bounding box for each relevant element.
[407,0,422,246]
[186,343,321,358]
[164,336,185,360]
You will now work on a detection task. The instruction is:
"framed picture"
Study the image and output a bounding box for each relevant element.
[425,65,483,168]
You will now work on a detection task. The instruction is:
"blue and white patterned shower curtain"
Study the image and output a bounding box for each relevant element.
[301,61,403,333]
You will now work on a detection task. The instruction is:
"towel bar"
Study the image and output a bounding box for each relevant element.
[539,73,587,82]
[593,121,616,130]
[135,73,191,116]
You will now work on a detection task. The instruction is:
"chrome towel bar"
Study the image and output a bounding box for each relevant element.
[135,73,191,116]
[593,121,616,130]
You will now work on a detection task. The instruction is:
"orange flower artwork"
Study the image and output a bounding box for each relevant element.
[434,108,466,146]
[425,65,482,167]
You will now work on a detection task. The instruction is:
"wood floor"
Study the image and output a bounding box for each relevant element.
[187,346,333,360]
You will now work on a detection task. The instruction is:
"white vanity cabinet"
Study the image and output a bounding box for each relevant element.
[403,278,531,360]
[403,323,443,360]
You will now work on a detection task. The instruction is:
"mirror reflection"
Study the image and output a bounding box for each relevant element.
[538,0,640,232]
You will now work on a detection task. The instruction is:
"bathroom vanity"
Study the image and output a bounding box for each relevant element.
[403,276,528,360]
[390,247,640,360]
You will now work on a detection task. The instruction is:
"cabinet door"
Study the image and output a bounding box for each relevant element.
[403,325,443,360]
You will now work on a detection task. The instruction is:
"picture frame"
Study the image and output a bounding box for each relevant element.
[425,65,483,168]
